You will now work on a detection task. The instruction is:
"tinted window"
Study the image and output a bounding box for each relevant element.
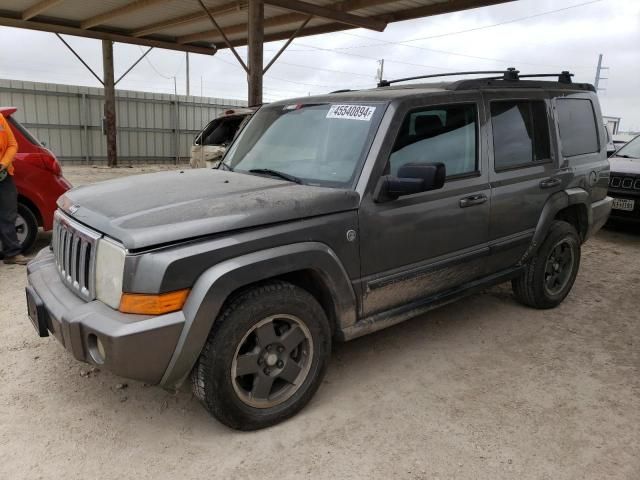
[389,104,477,178]
[556,98,599,156]
[491,101,550,170]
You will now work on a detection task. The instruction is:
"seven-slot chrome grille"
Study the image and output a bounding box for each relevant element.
[52,210,102,301]
[609,174,640,191]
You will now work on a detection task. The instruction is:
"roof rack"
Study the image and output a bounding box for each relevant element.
[377,68,574,87]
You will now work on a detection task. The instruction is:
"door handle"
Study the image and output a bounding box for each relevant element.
[539,177,562,189]
[459,194,487,208]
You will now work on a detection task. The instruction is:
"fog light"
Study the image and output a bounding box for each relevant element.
[87,333,106,365]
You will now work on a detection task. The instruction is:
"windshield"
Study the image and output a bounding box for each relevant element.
[615,135,640,159]
[222,102,384,187]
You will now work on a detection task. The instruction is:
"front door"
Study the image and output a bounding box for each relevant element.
[358,97,491,318]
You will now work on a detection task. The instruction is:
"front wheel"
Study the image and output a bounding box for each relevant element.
[192,281,331,430]
[512,220,581,309]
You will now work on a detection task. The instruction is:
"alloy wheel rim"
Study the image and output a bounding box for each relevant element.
[231,314,313,409]
[544,238,575,296]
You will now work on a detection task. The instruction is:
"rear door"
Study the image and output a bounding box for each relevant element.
[484,91,561,270]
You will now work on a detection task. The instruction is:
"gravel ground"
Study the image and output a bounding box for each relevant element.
[0,166,638,479]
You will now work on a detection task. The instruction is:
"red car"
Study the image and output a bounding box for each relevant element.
[1,107,71,253]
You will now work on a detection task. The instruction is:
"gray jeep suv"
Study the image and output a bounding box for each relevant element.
[25,69,612,430]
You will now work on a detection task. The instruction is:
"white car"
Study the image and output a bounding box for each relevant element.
[190,108,255,169]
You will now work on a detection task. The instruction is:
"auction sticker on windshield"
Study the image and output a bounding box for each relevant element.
[327,105,376,121]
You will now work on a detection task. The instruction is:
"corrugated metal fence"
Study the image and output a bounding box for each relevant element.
[0,79,247,164]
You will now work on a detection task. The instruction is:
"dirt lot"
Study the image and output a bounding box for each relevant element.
[1,166,638,479]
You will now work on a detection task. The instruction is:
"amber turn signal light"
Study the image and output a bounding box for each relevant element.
[119,289,190,315]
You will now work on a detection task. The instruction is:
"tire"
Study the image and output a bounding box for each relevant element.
[512,220,581,309]
[192,281,331,430]
[16,203,39,253]
[0,203,38,256]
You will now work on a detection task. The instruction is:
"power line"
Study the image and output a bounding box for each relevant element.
[291,0,603,71]
[138,46,184,80]
[336,33,593,70]
[213,53,365,90]
[293,42,450,71]
[396,0,603,43]
[274,59,373,78]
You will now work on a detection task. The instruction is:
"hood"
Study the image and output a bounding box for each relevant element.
[62,169,359,250]
[609,156,640,175]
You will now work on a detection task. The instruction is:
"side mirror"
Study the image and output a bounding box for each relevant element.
[375,162,446,202]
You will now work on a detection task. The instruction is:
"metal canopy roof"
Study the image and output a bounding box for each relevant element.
[0,0,513,55]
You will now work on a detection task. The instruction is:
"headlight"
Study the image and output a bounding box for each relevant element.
[95,237,126,309]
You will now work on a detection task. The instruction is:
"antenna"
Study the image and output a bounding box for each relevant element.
[594,54,609,93]
[376,59,385,84]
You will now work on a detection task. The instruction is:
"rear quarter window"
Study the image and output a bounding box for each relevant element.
[556,98,599,157]
[8,117,41,147]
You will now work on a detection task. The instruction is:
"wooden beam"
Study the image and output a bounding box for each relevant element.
[177,0,395,43]
[178,10,302,43]
[262,0,385,31]
[378,0,515,23]
[195,0,248,71]
[0,15,216,54]
[81,0,169,30]
[263,15,311,73]
[21,0,64,20]
[102,40,118,167]
[247,0,264,105]
[130,2,242,37]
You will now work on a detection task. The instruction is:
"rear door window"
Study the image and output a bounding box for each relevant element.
[556,98,599,156]
[490,100,550,171]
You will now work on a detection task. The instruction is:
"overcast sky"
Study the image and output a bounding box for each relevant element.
[0,0,639,130]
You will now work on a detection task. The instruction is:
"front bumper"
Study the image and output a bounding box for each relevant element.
[607,189,640,223]
[26,249,185,385]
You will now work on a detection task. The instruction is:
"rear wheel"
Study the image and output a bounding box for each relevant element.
[512,220,581,309]
[192,281,331,430]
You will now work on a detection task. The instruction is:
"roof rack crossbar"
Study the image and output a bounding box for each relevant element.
[377,68,574,87]
[377,70,508,88]
[518,71,574,84]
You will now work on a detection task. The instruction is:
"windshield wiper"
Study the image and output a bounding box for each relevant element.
[618,154,638,159]
[248,168,303,184]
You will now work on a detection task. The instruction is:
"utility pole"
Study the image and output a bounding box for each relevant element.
[186,52,190,96]
[594,53,609,92]
[376,59,385,84]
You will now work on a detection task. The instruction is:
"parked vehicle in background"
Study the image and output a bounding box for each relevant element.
[613,132,637,151]
[190,107,255,169]
[607,134,640,222]
[604,124,616,157]
[25,69,612,430]
[0,107,71,253]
